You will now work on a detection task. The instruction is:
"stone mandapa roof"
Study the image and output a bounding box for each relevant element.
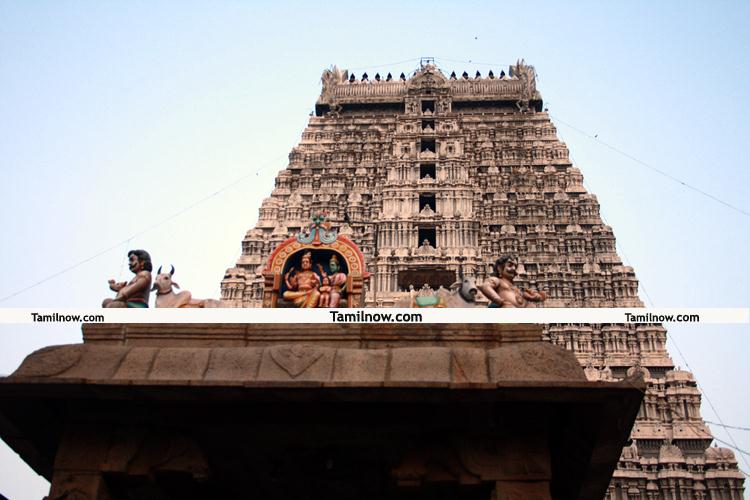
[8,341,588,387]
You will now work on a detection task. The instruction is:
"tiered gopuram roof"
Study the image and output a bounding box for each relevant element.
[220,61,744,498]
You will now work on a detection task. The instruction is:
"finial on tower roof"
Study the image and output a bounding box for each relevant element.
[399,72,406,81]
[386,72,392,81]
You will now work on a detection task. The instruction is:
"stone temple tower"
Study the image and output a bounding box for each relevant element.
[221,61,744,497]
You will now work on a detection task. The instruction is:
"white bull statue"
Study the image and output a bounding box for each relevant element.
[151,266,221,308]
[395,273,480,308]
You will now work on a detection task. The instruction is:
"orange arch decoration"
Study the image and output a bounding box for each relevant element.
[264,235,367,277]
[262,218,370,308]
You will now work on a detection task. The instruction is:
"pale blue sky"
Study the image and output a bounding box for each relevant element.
[1,1,749,497]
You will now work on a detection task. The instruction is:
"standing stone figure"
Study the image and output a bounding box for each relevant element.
[478,255,546,308]
[102,249,153,308]
[317,254,347,308]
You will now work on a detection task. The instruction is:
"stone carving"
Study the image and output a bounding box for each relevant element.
[297,213,338,245]
[317,254,347,307]
[152,265,221,307]
[478,255,546,308]
[395,272,478,308]
[262,215,370,307]
[625,358,651,380]
[218,61,744,495]
[320,65,347,96]
[11,340,592,386]
[416,238,437,256]
[269,345,324,378]
[283,251,322,307]
[103,249,152,308]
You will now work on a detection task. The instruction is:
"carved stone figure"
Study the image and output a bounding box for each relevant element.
[478,255,546,308]
[318,276,332,307]
[151,266,221,308]
[220,62,744,494]
[102,249,152,308]
[283,251,321,307]
[395,272,478,308]
[317,254,347,308]
[320,65,347,95]
[416,239,437,256]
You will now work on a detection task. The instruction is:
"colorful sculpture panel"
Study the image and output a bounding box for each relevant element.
[262,215,370,308]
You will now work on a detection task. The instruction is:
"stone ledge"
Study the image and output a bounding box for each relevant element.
[82,322,543,348]
[9,342,586,386]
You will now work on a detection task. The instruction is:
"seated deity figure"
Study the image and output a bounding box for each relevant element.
[478,255,546,308]
[102,249,153,308]
[317,254,347,308]
[283,251,322,307]
[416,239,436,256]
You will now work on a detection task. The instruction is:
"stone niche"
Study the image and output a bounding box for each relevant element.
[0,323,643,500]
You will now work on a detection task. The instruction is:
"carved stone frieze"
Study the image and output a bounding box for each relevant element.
[217,61,744,497]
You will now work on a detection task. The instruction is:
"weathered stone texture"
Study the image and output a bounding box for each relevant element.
[10,341,587,387]
[219,61,744,498]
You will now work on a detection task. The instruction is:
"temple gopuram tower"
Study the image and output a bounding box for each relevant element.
[221,60,744,498]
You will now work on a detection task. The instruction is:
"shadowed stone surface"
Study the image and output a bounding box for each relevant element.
[215,60,744,496]
[0,323,644,500]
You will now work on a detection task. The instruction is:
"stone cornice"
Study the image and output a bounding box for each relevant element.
[317,61,541,106]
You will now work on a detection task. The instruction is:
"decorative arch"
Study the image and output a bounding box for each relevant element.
[262,216,370,308]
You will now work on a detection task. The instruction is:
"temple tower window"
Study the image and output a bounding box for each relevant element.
[419,193,436,211]
[420,138,436,153]
[420,163,436,179]
[418,227,436,247]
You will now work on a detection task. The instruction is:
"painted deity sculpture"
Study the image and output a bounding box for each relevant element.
[261,214,370,308]
[318,277,333,308]
[317,254,347,308]
[478,255,546,308]
[102,249,153,308]
[151,265,222,308]
[283,251,322,308]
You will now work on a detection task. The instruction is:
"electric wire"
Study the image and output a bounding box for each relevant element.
[577,165,750,474]
[706,421,750,432]
[2,61,747,481]
[666,330,750,472]
[581,178,657,308]
[0,153,286,304]
[346,58,422,71]
[551,114,750,218]
[434,56,514,67]
[547,149,744,473]
[616,376,750,479]
[712,438,750,457]
[346,57,516,77]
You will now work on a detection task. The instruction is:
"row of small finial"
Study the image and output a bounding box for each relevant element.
[448,70,509,80]
[347,72,407,83]
[344,69,515,83]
